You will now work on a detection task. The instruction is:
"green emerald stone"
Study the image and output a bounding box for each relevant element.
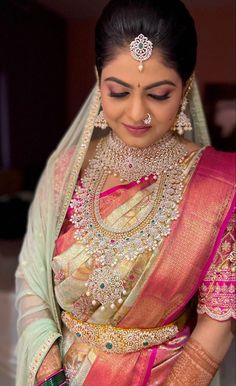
[139,43,143,49]
[143,341,149,346]
[106,342,113,350]
[100,283,105,289]
[76,332,82,337]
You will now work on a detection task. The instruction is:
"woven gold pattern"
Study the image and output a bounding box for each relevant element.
[164,337,219,385]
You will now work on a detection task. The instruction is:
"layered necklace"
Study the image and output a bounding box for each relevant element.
[69,132,189,310]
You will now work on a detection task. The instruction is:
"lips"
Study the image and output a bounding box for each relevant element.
[122,123,151,135]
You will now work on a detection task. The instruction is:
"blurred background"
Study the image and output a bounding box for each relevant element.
[0,0,235,385]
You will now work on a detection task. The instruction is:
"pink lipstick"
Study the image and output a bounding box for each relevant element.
[122,123,151,136]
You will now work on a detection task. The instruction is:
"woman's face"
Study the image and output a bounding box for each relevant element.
[100,48,184,148]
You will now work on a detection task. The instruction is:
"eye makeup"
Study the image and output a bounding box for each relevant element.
[148,93,171,101]
[106,83,174,100]
[109,91,129,98]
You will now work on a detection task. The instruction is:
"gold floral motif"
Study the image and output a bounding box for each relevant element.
[221,240,231,253]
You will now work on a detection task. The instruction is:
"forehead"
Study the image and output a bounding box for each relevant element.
[101,48,181,86]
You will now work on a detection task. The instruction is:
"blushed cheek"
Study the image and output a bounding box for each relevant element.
[166,101,181,123]
[101,96,111,117]
[169,111,178,123]
[158,104,179,125]
[102,100,120,123]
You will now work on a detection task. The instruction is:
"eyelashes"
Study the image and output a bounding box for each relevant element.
[109,91,171,101]
[109,92,129,98]
[148,93,171,101]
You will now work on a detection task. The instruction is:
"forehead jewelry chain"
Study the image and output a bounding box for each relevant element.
[130,34,153,72]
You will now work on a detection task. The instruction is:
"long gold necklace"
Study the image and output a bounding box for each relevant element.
[69,133,189,310]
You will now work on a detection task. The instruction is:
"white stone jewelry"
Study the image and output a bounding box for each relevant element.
[173,97,192,135]
[94,110,108,130]
[130,34,153,72]
[143,113,152,125]
[68,132,197,309]
[99,131,188,183]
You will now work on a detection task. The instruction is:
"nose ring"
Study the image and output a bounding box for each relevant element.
[143,113,152,125]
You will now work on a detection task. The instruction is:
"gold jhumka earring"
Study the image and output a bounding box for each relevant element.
[94,110,108,130]
[173,76,194,135]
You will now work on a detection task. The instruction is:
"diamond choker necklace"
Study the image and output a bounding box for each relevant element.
[90,131,189,183]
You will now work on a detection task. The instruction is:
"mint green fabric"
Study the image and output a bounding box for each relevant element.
[15,86,100,385]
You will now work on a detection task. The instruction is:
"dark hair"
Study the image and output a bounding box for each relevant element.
[95,0,197,83]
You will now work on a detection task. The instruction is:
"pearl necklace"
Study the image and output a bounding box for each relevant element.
[69,133,189,310]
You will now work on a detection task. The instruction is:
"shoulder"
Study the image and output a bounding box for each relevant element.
[54,146,77,175]
[178,137,201,155]
[53,146,77,198]
[80,138,100,176]
[202,146,236,160]
[197,146,236,186]
[201,146,236,170]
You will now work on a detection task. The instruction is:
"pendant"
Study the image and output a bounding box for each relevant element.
[85,267,127,310]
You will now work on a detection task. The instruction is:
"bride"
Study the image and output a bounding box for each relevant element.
[16,1,235,385]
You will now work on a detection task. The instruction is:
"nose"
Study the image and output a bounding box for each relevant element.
[126,94,148,124]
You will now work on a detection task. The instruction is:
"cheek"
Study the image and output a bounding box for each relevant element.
[168,103,180,122]
[152,103,179,125]
[101,94,122,122]
[156,97,181,124]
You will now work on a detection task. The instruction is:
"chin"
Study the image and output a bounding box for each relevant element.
[114,130,166,148]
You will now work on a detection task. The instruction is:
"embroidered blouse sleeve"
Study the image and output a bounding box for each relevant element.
[197,208,236,321]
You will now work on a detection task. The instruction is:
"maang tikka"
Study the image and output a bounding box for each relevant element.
[130,34,153,72]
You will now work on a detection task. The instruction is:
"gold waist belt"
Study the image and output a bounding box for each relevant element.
[61,311,179,354]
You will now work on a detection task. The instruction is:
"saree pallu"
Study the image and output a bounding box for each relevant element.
[52,147,236,386]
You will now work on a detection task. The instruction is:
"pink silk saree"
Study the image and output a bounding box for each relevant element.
[52,147,236,386]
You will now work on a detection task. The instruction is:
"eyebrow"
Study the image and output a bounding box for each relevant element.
[104,77,176,89]
[144,81,176,90]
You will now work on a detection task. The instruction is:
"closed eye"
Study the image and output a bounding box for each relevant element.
[148,93,170,101]
[109,92,129,98]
